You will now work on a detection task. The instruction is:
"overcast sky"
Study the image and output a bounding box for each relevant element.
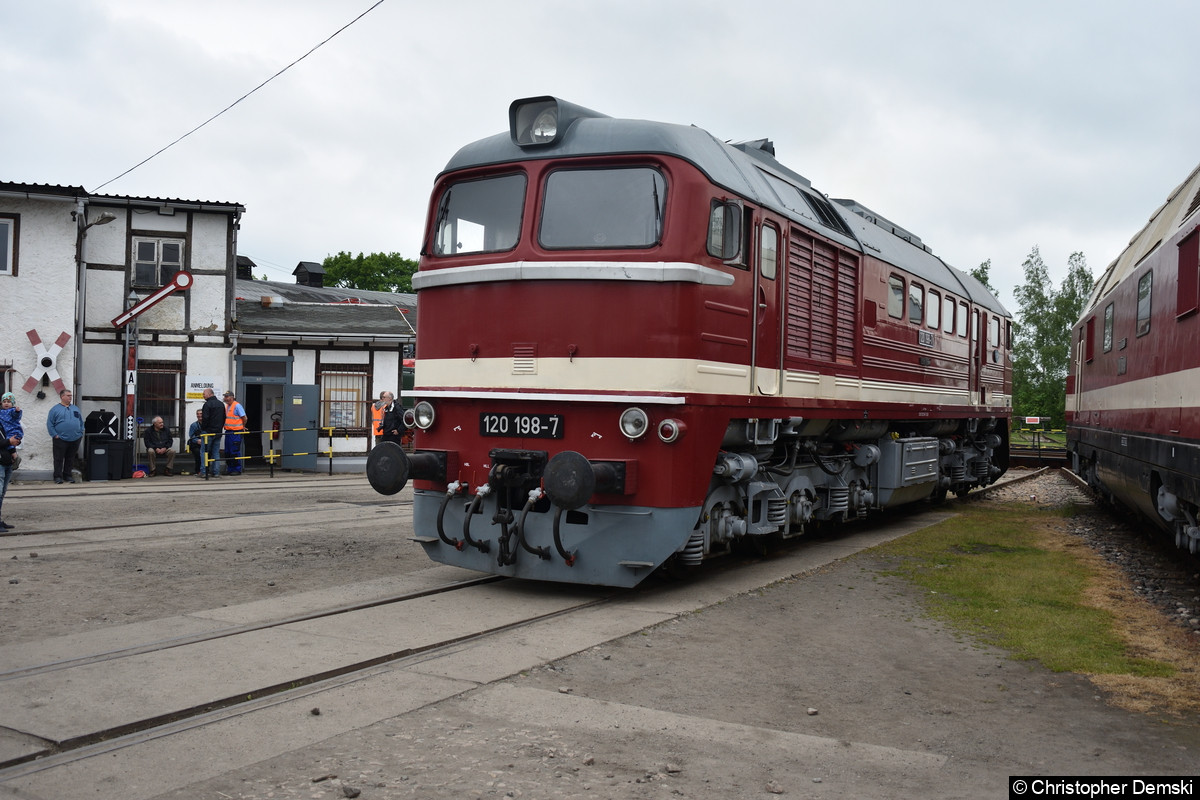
[5,0,1198,312]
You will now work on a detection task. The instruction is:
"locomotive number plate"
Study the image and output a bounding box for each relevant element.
[480,413,563,439]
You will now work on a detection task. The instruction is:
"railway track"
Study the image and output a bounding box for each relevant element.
[0,570,619,776]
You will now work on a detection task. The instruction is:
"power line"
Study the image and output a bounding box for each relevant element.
[93,0,388,192]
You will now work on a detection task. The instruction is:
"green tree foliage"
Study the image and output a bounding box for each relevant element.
[322,251,418,293]
[969,259,998,295]
[1011,247,1093,428]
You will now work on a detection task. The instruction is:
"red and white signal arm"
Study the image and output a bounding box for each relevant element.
[1024,416,1041,424]
[111,271,195,328]
[22,329,72,394]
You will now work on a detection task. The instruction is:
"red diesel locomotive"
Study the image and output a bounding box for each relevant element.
[1067,161,1200,554]
[368,97,1013,586]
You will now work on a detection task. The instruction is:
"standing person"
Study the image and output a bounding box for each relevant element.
[0,392,21,473]
[142,416,176,476]
[371,391,387,440]
[200,388,225,478]
[378,391,405,446]
[0,393,23,530]
[222,390,247,475]
[46,389,84,485]
[186,409,205,477]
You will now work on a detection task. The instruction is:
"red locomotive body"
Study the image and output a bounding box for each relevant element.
[368,97,1012,586]
[1067,162,1200,553]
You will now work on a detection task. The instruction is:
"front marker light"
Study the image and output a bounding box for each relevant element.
[619,407,648,440]
[413,401,436,430]
[657,419,686,443]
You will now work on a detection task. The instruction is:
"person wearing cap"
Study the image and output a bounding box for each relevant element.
[0,392,23,530]
[222,390,248,475]
[199,388,225,477]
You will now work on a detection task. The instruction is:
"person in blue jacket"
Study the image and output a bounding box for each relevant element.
[46,388,84,484]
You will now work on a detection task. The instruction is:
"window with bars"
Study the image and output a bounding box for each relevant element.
[137,361,182,433]
[319,369,369,429]
[133,237,184,287]
[0,214,17,276]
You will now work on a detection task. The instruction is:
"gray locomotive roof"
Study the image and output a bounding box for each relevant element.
[443,110,1009,318]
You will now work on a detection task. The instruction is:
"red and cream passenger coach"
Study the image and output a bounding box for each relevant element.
[368,97,1013,586]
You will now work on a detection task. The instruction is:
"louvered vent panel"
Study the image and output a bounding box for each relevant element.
[513,343,537,374]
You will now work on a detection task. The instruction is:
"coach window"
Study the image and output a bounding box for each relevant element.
[957,301,968,337]
[1102,303,1114,352]
[942,295,955,333]
[908,282,923,325]
[0,213,16,276]
[540,167,666,249]
[759,223,778,279]
[1136,271,1152,337]
[887,276,904,318]
[926,288,940,328]
[988,315,1000,348]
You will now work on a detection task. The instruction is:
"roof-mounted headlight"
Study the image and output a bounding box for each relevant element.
[509,96,609,148]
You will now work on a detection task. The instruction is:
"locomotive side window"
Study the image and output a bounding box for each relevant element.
[760,223,778,279]
[887,275,904,318]
[1136,271,1152,337]
[434,173,526,255]
[1103,303,1114,352]
[957,301,968,337]
[942,295,955,333]
[708,200,743,262]
[926,288,940,329]
[908,282,923,324]
[988,315,1000,348]
[540,167,666,249]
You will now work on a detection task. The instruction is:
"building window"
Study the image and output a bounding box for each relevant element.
[319,369,368,429]
[1136,271,1152,337]
[1102,303,1114,352]
[0,214,17,276]
[133,237,184,287]
[137,360,183,434]
[887,276,904,318]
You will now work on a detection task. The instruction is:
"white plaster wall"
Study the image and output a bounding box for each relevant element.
[189,273,227,331]
[319,349,370,365]
[373,351,401,395]
[0,197,81,476]
[290,350,317,384]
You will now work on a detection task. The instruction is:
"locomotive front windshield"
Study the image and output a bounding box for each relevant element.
[539,167,666,249]
[434,173,526,255]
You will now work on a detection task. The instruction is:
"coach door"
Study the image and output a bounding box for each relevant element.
[754,222,782,395]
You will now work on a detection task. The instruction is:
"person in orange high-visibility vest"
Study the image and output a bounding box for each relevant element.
[371,391,387,439]
[222,391,248,475]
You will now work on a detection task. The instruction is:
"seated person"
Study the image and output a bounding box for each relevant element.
[187,409,205,476]
[142,416,176,476]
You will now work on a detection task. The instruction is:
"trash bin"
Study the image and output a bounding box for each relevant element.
[85,435,111,482]
[108,439,134,480]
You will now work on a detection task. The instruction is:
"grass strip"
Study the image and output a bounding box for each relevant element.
[874,503,1173,678]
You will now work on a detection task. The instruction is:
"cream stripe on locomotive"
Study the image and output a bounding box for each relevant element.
[1072,366,1200,413]
[417,357,1006,409]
